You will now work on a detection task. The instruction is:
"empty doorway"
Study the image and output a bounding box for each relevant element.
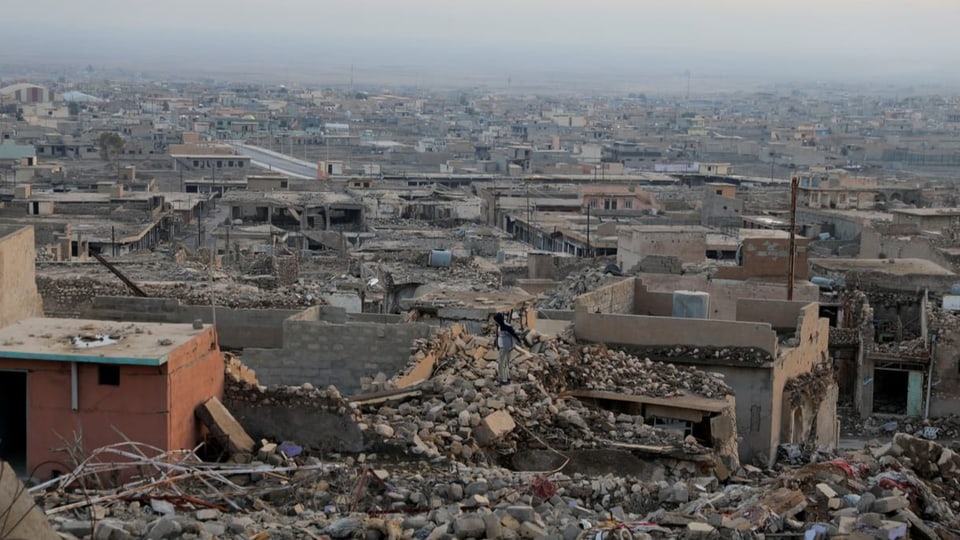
[0,371,27,473]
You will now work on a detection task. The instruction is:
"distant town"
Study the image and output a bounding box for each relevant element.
[2,70,960,538]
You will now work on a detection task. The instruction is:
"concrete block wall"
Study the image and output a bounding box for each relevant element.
[83,296,299,349]
[735,299,811,330]
[242,320,433,395]
[573,310,778,354]
[635,273,819,321]
[573,277,634,314]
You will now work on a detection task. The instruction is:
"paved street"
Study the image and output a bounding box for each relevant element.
[226,141,317,179]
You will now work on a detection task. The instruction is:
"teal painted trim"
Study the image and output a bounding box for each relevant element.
[0,350,167,366]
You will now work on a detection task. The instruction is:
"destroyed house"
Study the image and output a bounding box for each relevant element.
[0,186,182,256]
[820,258,960,419]
[222,190,363,232]
[572,278,839,466]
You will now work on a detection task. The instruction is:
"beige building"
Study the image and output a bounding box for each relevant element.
[0,226,44,328]
[795,169,879,210]
[573,278,838,466]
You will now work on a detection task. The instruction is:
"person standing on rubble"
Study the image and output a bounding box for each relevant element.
[493,313,523,386]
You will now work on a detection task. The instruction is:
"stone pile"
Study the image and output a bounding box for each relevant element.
[829,326,859,347]
[564,345,732,399]
[36,276,327,312]
[845,414,960,440]
[537,266,619,310]
[40,433,960,540]
[358,327,716,460]
[623,344,773,365]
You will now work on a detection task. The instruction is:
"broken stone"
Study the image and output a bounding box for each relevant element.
[474,410,516,446]
[871,496,908,514]
[453,514,486,538]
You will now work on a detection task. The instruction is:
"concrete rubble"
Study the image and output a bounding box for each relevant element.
[536,266,620,310]
[28,326,960,539]
[36,275,326,311]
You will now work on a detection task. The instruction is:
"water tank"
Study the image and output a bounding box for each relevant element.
[952,283,960,295]
[811,276,837,290]
[672,291,710,319]
[495,249,505,264]
[428,249,452,268]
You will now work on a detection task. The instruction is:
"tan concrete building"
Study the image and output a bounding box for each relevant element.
[0,225,44,328]
[572,278,838,466]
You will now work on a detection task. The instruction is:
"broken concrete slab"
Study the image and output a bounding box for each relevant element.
[195,396,256,455]
[0,461,59,540]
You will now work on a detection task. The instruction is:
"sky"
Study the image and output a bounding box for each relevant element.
[2,0,960,87]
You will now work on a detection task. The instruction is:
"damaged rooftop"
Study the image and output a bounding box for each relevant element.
[0,318,208,365]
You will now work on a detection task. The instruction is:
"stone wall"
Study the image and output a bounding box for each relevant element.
[222,367,364,454]
[241,311,434,395]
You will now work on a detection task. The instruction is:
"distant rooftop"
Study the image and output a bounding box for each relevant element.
[809,258,955,277]
[0,143,36,160]
[890,208,960,217]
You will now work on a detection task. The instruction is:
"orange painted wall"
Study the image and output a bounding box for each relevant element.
[0,359,168,479]
[0,326,224,480]
[166,327,224,451]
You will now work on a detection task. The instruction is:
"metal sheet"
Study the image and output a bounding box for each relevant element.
[907,370,924,417]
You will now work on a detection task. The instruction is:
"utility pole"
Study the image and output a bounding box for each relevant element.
[585,203,591,258]
[787,176,799,300]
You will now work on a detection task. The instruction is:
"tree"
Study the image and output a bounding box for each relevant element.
[68,102,80,116]
[98,132,124,162]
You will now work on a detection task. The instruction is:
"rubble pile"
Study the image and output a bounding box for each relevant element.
[829,326,859,347]
[37,433,960,539]
[379,257,503,291]
[35,276,327,311]
[623,344,773,365]
[844,414,960,440]
[537,267,620,310]
[873,336,927,356]
[33,329,960,539]
[359,327,711,460]
[784,361,834,409]
[565,345,733,399]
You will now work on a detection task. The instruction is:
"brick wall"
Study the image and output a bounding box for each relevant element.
[241,319,433,395]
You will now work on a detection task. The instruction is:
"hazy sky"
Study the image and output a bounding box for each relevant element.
[3,0,960,85]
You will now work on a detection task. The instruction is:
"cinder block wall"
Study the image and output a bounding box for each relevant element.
[242,320,433,395]
[82,296,299,349]
[573,277,635,314]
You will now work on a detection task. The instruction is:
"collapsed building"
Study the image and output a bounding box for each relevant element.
[814,257,960,419]
[570,277,839,466]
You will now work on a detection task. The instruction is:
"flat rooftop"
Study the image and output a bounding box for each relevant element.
[809,258,955,277]
[0,318,209,366]
[410,287,535,311]
[890,207,960,217]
